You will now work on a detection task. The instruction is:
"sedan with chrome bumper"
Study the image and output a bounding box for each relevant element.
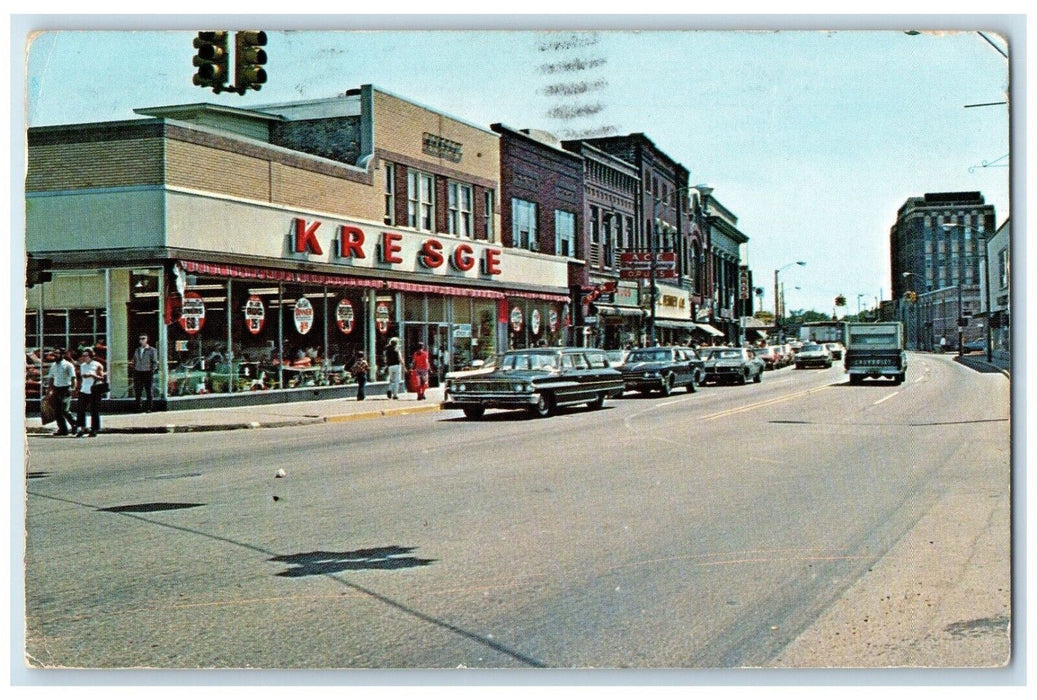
[442,347,625,419]
[618,346,704,396]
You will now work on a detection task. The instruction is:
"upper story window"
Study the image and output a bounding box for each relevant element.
[383,163,395,226]
[512,198,538,252]
[407,170,435,232]
[448,181,474,237]
[555,210,576,258]
[998,248,1010,289]
[483,189,495,241]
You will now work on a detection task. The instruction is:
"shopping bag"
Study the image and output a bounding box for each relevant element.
[405,369,420,393]
[40,392,57,426]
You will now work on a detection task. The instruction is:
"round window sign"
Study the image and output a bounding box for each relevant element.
[293,297,314,335]
[244,295,266,335]
[336,299,355,334]
[530,309,542,336]
[179,291,206,335]
[549,309,559,332]
[376,302,391,335]
[510,306,524,333]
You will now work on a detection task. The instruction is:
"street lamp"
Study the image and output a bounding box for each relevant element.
[774,261,805,341]
[939,222,989,360]
[646,183,711,346]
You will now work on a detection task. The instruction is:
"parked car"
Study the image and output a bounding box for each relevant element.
[618,346,705,395]
[441,347,625,419]
[605,348,629,368]
[963,338,986,353]
[756,346,781,370]
[795,343,833,369]
[824,342,845,360]
[699,347,765,385]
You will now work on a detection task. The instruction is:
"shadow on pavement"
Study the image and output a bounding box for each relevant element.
[270,545,436,577]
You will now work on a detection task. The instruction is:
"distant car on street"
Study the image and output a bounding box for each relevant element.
[756,346,781,370]
[699,347,765,385]
[618,346,704,395]
[795,343,833,369]
[824,342,845,360]
[963,339,986,353]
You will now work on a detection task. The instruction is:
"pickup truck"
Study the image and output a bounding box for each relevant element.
[844,322,907,385]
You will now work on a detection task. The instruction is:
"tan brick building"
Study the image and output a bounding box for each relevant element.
[26,85,571,409]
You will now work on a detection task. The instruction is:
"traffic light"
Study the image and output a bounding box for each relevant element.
[193,31,229,92]
[27,255,52,287]
[235,31,268,93]
[834,294,847,307]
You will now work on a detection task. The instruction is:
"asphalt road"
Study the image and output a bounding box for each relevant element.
[22,353,1011,670]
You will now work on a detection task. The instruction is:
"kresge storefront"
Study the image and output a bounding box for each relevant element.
[26,87,571,410]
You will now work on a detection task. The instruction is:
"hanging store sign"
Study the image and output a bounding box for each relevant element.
[619,252,678,279]
[510,307,524,332]
[293,297,314,335]
[336,299,355,334]
[376,301,391,334]
[179,291,206,335]
[244,295,266,335]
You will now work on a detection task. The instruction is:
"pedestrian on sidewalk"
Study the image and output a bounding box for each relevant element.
[75,348,106,437]
[45,348,77,436]
[383,337,405,400]
[131,334,159,412]
[350,351,369,400]
[411,342,430,400]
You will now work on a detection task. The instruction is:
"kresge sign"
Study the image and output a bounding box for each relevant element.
[292,218,503,277]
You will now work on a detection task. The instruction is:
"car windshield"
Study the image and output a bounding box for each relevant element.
[705,349,742,359]
[627,349,672,363]
[803,344,824,352]
[498,352,559,371]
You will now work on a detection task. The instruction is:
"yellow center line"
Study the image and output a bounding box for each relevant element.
[702,383,833,421]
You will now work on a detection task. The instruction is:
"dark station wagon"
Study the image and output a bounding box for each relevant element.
[441,347,625,419]
[618,346,705,396]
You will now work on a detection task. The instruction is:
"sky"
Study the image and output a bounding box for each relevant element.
[14,12,1015,318]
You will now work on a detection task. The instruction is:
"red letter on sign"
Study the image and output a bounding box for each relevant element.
[380,232,404,264]
[294,219,323,255]
[452,244,476,271]
[482,248,502,276]
[420,239,445,269]
[338,226,366,259]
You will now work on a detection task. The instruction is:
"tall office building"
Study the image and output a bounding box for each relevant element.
[890,191,996,348]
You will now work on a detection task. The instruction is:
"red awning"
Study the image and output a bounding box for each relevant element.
[181,260,569,302]
[181,260,383,288]
[386,280,504,299]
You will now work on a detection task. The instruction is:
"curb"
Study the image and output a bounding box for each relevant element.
[25,403,442,435]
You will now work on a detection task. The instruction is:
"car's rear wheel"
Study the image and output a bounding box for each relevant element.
[462,407,485,419]
[529,393,553,418]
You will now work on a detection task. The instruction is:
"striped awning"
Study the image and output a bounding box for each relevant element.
[180,260,568,302]
[181,260,382,288]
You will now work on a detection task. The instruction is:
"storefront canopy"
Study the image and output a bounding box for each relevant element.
[693,323,725,337]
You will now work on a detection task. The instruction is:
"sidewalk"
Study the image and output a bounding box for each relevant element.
[26,387,445,435]
[953,353,1011,377]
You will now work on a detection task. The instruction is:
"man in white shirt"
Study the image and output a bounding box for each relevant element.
[46,347,77,436]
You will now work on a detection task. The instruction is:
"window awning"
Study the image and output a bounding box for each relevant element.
[654,319,695,330]
[693,323,725,337]
[182,260,383,288]
[180,261,568,302]
[595,304,645,318]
